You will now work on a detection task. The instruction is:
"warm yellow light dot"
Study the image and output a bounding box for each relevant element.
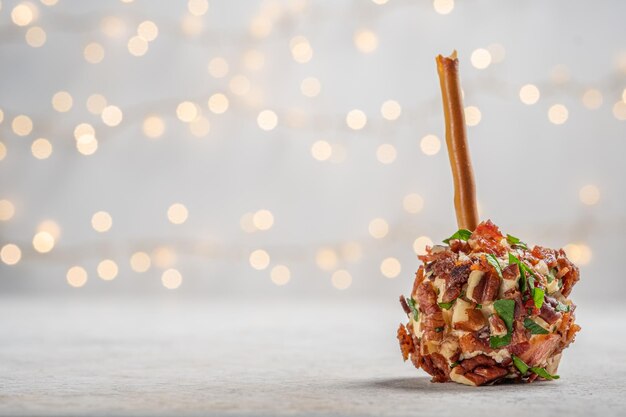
[31,138,52,159]
[548,104,569,125]
[137,20,158,41]
[579,184,600,206]
[162,268,182,289]
[167,203,189,225]
[76,134,98,156]
[290,36,313,63]
[32,231,55,253]
[240,212,257,233]
[74,123,95,140]
[101,105,123,127]
[208,93,229,114]
[25,26,46,47]
[581,89,603,110]
[622,88,626,102]
[270,264,290,286]
[1,244,21,265]
[300,77,321,98]
[0,109,4,124]
[181,15,203,37]
[376,144,397,164]
[229,75,251,96]
[413,236,433,255]
[519,84,540,105]
[91,211,112,232]
[420,134,441,156]
[487,43,506,63]
[86,94,107,115]
[142,116,165,139]
[243,49,265,71]
[0,200,16,221]
[152,246,176,268]
[97,259,118,280]
[12,115,33,136]
[253,209,274,230]
[127,36,148,56]
[331,269,352,290]
[613,101,626,121]
[354,29,378,54]
[381,100,402,121]
[564,243,592,266]
[52,91,73,112]
[11,3,35,26]
[433,0,454,14]
[368,218,389,239]
[346,109,367,130]
[464,106,482,126]
[372,0,389,5]
[249,16,272,38]
[471,48,492,69]
[41,0,59,6]
[176,101,198,122]
[84,42,105,64]
[101,16,126,38]
[257,110,278,131]
[381,257,402,279]
[315,248,338,271]
[37,220,61,239]
[249,249,270,270]
[0,142,5,161]
[129,251,151,273]
[189,116,210,137]
[188,0,209,16]
[403,193,424,214]
[66,266,87,288]
[208,57,229,78]
[311,140,332,161]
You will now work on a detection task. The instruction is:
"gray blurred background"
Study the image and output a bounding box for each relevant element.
[1,0,624,306]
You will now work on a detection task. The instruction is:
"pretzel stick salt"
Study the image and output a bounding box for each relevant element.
[436,51,479,231]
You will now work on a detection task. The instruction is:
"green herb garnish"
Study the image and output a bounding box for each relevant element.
[493,299,515,332]
[512,355,529,374]
[443,229,472,244]
[506,234,528,250]
[435,326,444,333]
[555,301,570,313]
[508,252,537,293]
[524,318,549,334]
[489,334,512,349]
[489,299,516,349]
[485,254,503,278]
[406,297,419,320]
[532,287,545,309]
[438,301,455,310]
[530,367,560,380]
[546,268,557,284]
[450,361,460,369]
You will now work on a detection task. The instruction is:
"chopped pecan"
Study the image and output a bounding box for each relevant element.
[518,333,560,367]
[421,353,450,382]
[467,270,500,303]
[442,263,471,302]
[411,266,426,298]
[502,263,520,281]
[397,324,414,361]
[453,309,487,332]
[416,281,445,342]
[556,251,580,297]
[489,314,507,337]
[453,355,508,386]
[459,332,491,355]
[539,297,562,325]
[399,295,411,315]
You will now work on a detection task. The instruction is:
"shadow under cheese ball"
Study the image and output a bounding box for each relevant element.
[397,220,581,386]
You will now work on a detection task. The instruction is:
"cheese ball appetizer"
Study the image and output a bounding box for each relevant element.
[397,220,580,386]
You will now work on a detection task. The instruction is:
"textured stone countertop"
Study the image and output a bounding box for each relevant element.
[0,296,623,416]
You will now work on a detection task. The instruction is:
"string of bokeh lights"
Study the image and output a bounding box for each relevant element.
[1,0,624,290]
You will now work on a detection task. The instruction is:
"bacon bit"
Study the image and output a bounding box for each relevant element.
[518,334,561,367]
[449,239,471,253]
[397,324,414,361]
[523,298,540,316]
[412,266,426,298]
[502,264,520,281]
[455,355,508,386]
[399,295,411,315]
[532,246,558,267]
[468,220,506,256]
[421,353,449,382]
[557,251,580,297]
[539,297,562,324]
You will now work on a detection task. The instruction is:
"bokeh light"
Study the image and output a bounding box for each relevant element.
[420,134,441,156]
[471,48,491,69]
[1,244,22,265]
[31,138,52,159]
[354,29,378,54]
[464,106,482,126]
[380,257,402,278]
[579,185,600,206]
[403,193,424,214]
[368,218,389,239]
[548,104,569,124]
[66,266,88,288]
[519,84,540,105]
[381,100,402,121]
[253,209,274,230]
[130,252,151,273]
[0,200,15,221]
[413,236,433,255]
[249,249,270,270]
[32,231,55,253]
[433,0,454,15]
[257,110,278,131]
[97,259,119,280]
[270,265,291,286]
[376,144,397,164]
[331,269,352,290]
[167,203,189,225]
[91,211,112,232]
[346,109,367,130]
[162,268,183,289]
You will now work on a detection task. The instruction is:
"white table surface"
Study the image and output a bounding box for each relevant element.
[0,295,623,416]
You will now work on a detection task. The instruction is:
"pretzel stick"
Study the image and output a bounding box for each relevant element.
[436,51,479,231]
